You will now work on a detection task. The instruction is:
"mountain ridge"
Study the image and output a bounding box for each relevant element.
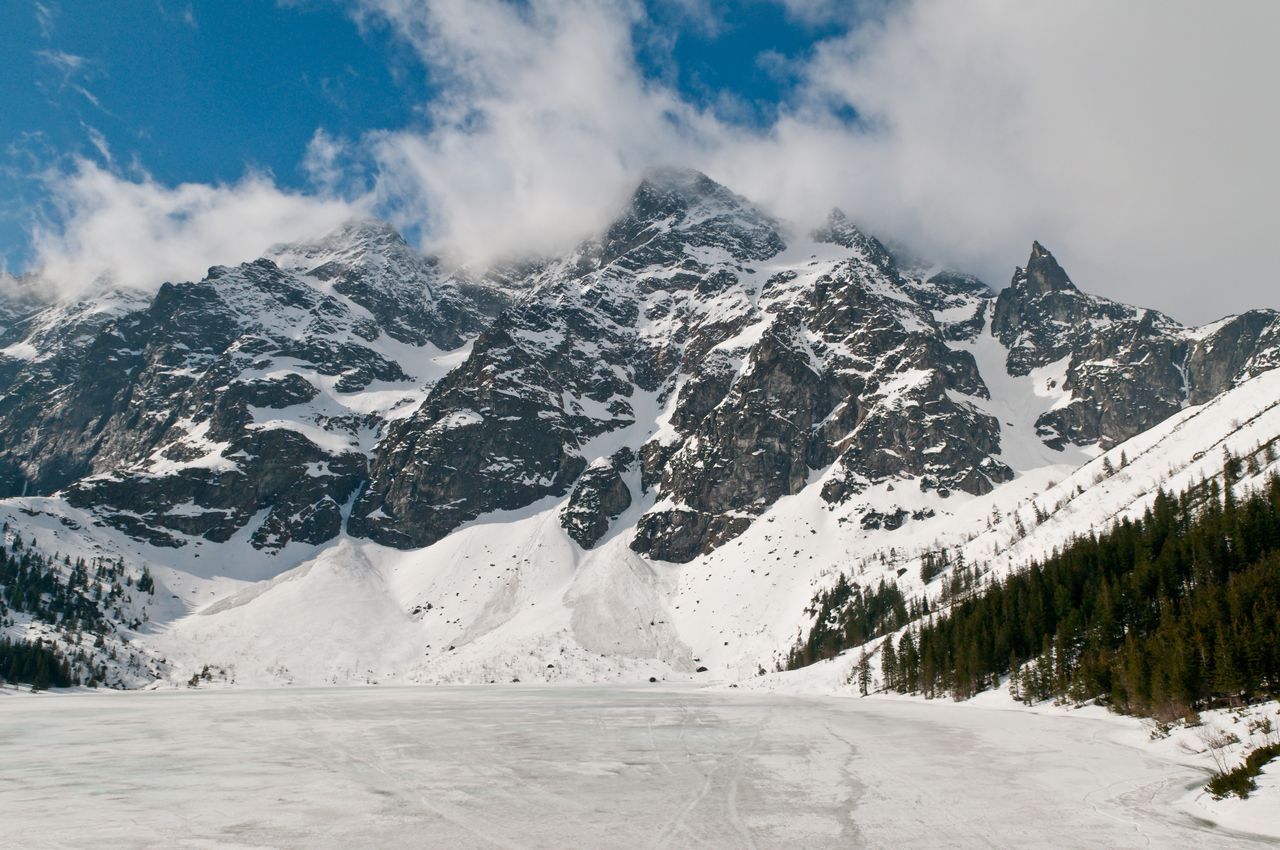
[0,168,1277,689]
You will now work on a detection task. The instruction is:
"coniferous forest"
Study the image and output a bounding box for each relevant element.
[794,461,1280,721]
[0,636,73,689]
[784,577,914,670]
[0,527,153,688]
[892,467,1280,717]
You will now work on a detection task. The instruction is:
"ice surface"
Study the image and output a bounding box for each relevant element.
[2,686,1273,849]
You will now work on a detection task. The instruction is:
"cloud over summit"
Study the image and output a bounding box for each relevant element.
[24,0,1280,323]
[32,160,361,296]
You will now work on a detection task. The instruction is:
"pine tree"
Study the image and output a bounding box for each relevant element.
[856,650,871,696]
[881,635,897,691]
[1213,632,1242,705]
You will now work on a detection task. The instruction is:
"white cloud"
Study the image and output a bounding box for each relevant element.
[746,0,1280,322]
[33,48,109,112]
[774,0,891,26]
[32,159,365,296]
[351,0,1280,322]
[353,0,721,265]
[34,2,59,39]
[81,124,112,164]
[34,48,86,77]
[302,128,350,195]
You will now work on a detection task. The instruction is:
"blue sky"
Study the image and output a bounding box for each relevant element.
[0,1,422,266]
[2,1,1276,323]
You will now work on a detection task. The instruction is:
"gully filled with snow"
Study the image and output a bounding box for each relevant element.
[2,685,1272,849]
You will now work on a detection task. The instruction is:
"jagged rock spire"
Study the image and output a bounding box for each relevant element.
[811,208,864,247]
[812,208,893,270]
[1020,241,1076,295]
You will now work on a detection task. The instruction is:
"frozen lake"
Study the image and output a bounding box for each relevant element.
[1,686,1271,848]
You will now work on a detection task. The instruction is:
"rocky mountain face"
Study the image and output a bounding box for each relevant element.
[0,289,153,495]
[1,169,1278,569]
[992,241,1280,448]
[351,170,1013,561]
[0,223,512,549]
[268,219,511,350]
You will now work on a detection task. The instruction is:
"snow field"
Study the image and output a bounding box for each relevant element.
[2,685,1276,849]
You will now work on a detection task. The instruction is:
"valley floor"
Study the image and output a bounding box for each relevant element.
[2,685,1275,849]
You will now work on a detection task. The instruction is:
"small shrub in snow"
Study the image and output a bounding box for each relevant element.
[1206,742,1280,800]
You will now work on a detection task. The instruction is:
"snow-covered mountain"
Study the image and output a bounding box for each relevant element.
[1,168,1277,688]
[355,170,1011,560]
[0,221,514,552]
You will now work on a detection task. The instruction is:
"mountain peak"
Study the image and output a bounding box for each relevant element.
[624,167,752,224]
[636,166,716,194]
[327,217,407,245]
[599,167,784,266]
[1018,241,1076,295]
[267,218,413,269]
[812,208,867,248]
[810,208,896,271]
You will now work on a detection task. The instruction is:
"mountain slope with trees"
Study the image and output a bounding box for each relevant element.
[0,525,164,688]
[882,459,1280,716]
[787,448,1280,721]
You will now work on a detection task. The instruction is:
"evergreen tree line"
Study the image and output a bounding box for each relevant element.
[0,636,73,690]
[877,463,1280,718]
[786,546,989,671]
[785,576,916,669]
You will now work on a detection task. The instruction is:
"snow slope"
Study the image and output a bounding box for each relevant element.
[2,324,1264,694]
